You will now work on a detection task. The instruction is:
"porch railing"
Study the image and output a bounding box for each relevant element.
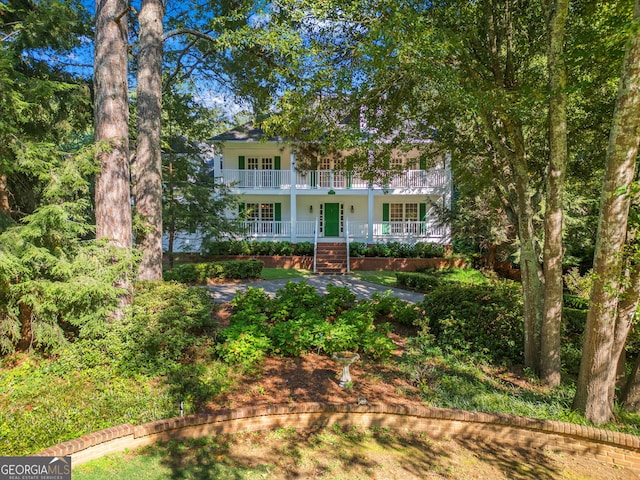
[239,220,448,241]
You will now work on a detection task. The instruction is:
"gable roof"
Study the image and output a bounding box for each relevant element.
[211,122,286,142]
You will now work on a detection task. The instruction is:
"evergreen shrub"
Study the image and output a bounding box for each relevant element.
[163,260,263,283]
[420,282,523,363]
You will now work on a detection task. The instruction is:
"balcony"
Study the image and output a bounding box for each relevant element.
[219,169,449,191]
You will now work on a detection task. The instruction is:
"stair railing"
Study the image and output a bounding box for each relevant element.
[313,216,319,273]
[345,217,351,274]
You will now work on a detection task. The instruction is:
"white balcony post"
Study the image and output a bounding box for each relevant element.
[290,151,297,243]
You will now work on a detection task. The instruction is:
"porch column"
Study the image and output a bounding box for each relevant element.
[290,151,297,243]
[367,185,374,243]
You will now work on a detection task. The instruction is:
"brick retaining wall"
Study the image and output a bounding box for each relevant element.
[37,403,640,471]
[212,256,466,271]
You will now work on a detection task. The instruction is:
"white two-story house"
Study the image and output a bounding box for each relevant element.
[210,123,452,248]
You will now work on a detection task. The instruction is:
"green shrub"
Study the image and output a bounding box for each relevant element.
[294,242,314,256]
[217,280,397,368]
[163,260,263,283]
[270,310,329,356]
[216,323,272,369]
[421,281,523,363]
[414,242,446,258]
[396,272,443,291]
[368,291,425,325]
[366,243,391,257]
[122,282,216,375]
[349,242,368,257]
[324,306,395,358]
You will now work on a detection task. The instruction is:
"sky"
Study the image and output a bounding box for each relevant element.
[63,0,246,119]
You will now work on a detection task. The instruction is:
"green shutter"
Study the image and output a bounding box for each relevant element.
[239,156,245,169]
[420,203,427,234]
[419,156,427,170]
[382,203,390,235]
[239,202,246,217]
[275,203,281,234]
[274,156,281,170]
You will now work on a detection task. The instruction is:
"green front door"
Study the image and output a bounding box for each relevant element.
[324,203,340,237]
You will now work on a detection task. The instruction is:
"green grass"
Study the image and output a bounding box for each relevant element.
[350,271,398,287]
[260,267,312,280]
[0,354,236,456]
[351,268,487,288]
[73,438,275,480]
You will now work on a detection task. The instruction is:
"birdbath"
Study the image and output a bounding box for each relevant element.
[332,351,360,388]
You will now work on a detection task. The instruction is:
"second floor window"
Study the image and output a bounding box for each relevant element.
[247,157,273,170]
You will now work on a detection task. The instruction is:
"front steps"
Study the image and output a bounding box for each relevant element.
[315,242,348,274]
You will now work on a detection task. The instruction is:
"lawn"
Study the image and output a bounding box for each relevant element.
[352,267,487,287]
[260,267,313,280]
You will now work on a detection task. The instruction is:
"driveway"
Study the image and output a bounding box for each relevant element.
[207,275,425,304]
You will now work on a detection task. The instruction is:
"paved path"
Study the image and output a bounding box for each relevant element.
[207,275,425,304]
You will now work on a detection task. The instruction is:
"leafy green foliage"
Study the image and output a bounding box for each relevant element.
[0,145,139,354]
[348,242,446,258]
[216,281,398,368]
[203,240,314,257]
[420,281,524,363]
[401,336,588,425]
[0,281,234,455]
[124,282,216,375]
[163,260,264,283]
[396,268,488,292]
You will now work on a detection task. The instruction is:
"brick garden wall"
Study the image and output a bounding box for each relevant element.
[212,256,466,272]
[37,403,640,471]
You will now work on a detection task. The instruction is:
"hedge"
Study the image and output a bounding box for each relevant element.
[163,260,264,284]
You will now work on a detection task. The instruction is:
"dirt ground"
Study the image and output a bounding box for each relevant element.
[208,304,639,479]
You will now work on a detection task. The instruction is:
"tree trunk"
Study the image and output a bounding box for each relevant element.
[614,262,640,405]
[0,174,10,216]
[540,0,569,388]
[17,302,33,352]
[573,1,640,424]
[622,354,640,411]
[94,0,132,249]
[510,148,544,371]
[134,0,164,281]
[516,193,544,372]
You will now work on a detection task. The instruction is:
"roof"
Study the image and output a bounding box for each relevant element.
[211,122,286,143]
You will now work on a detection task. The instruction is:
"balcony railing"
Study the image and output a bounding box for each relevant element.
[220,169,448,190]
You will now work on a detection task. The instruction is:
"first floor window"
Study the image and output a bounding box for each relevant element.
[383,202,426,234]
[242,203,281,234]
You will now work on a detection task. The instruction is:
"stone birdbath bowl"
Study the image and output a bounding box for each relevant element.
[332,351,360,388]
